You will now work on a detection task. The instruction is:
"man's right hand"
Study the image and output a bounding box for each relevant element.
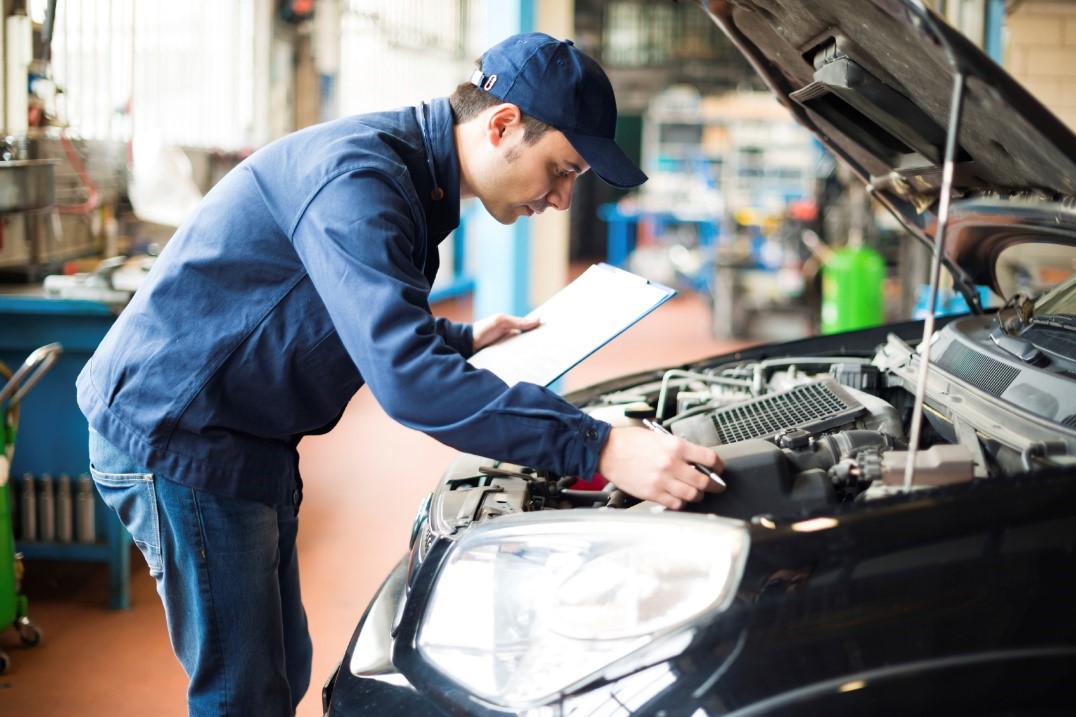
[596,426,725,510]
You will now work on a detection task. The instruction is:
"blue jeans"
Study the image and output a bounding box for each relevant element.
[89,430,312,716]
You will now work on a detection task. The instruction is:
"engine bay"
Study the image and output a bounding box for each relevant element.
[428,310,1076,537]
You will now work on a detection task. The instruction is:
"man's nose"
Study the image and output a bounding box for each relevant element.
[546,175,576,212]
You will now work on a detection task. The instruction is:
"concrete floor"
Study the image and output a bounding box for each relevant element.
[0,282,762,717]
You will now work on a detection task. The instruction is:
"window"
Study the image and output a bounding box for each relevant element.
[42,0,260,150]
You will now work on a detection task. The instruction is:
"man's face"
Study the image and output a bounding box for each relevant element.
[474,126,590,225]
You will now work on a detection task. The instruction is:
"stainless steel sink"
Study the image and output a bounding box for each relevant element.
[0,159,58,213]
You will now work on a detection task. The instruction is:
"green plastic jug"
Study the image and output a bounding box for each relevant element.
[820,245,886,334]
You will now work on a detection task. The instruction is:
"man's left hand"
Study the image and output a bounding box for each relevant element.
[472,313,540,352]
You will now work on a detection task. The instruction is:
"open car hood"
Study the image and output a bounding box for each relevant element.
[702,0,1076,300]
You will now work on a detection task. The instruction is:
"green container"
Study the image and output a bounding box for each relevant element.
[1,451,29,651]
[1,452,24,624]
[0,346,56,672]
[820,245,886,334]
[2,371,25,647]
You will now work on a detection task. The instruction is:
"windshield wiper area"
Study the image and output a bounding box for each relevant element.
[995,293,1036,333]
[988,293,1046,363]
[989,326,1044,363]
[1031,314,1076,332]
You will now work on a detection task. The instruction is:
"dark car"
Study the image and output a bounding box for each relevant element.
[323,1,1076,715]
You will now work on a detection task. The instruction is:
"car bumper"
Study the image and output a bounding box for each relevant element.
[322,556,455,716]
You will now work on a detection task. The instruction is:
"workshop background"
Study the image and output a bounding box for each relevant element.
[0,1,1073,715]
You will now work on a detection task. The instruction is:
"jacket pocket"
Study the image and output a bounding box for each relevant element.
[90,469,163,576]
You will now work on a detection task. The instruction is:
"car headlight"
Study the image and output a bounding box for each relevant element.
[416,511,749,708]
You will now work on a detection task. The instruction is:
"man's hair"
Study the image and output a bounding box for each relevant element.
[449,74,554,146]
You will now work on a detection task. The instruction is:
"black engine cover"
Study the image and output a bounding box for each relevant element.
[685,439,834,520]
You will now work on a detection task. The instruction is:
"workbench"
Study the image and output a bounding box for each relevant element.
[598,202,721,294]
[0,294,131,609]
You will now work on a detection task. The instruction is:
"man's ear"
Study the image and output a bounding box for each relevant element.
[485,103,523,146]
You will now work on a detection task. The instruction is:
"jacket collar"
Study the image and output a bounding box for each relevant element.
[415,97,461,238]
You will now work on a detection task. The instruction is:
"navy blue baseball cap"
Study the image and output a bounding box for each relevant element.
[469,32,647,190]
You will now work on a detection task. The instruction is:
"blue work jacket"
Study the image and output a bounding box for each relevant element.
[77,98,611,507]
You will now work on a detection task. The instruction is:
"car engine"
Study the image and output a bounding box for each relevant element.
[427,309,1076,536]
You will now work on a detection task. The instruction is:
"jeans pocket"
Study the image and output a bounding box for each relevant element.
[91,469,163,576]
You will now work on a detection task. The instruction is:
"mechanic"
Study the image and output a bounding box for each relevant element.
[77,32,724,717]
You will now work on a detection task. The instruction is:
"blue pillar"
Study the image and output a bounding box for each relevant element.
[984,0,1005,63]
[473,0,536,320]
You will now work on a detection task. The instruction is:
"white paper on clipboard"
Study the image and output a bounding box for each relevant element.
[467,263,676,387]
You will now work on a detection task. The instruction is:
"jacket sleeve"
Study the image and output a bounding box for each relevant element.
[289,170,611,478]
[432,317,474,357]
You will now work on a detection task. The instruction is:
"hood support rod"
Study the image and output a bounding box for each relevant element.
[904,70,967,492]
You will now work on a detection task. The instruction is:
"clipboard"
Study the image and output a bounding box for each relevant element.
[467,263,676,387]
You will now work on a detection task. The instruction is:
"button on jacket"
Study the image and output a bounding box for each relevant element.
[77,98,611,507]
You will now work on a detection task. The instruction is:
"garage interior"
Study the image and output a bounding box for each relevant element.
[1,1,1074,715]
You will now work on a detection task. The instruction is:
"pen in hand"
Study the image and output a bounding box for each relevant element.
[642,418,727,488]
